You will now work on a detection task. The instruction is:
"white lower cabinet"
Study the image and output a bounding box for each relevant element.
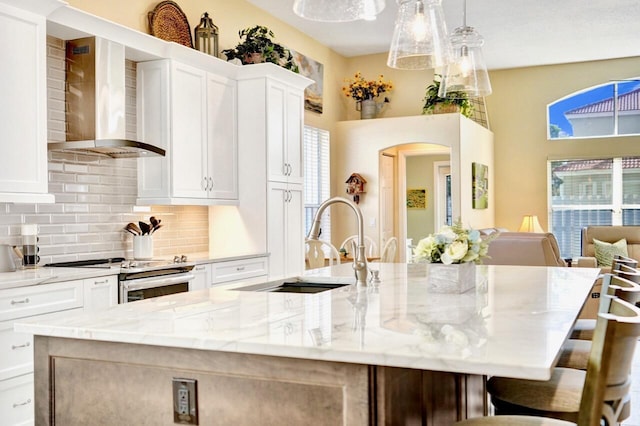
[211,257,268,287]
[0,373,34,426]
[83,276,118,311]
[190,264,212,291]
[267,182,304,280]
[0,319,36,382]
[1,276,114,425]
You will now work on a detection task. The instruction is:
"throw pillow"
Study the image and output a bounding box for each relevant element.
[593,238,629,267]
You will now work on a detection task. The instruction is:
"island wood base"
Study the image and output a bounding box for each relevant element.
[33,336,487,425]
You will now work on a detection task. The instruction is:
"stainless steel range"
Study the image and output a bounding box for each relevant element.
[118,258,195,303]
[46,257,195,303]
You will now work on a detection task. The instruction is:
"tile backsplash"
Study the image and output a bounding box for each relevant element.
[0,36,209,264]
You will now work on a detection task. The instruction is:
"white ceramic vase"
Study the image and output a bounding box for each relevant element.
[133,235,153,260]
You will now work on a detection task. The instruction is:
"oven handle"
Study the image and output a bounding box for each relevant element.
[122,273,195,292]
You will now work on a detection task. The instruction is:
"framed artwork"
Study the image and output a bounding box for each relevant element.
[472,162,489,209]
[407,188,427,209]
[290,49,324,113]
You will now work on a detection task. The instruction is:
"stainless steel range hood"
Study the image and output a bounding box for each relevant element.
[48,37,165,158]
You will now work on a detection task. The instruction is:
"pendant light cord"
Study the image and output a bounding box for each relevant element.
[462,0,467,27]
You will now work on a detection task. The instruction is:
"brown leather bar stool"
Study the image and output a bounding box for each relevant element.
[558,274,640,370]
[571,263,640,340]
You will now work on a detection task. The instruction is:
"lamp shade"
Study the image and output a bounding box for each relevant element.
[293,0,385,22]
[518,215,544,233]
[387,0,450,70]
[438,25,492,98]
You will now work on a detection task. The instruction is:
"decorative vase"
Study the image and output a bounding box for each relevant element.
[432,103,460,115]
[243,52,264,64]
[427,262,476,293]
[357,98,378,119]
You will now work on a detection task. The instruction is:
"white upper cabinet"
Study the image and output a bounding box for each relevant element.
[137,59,238,205]
[207,73,238,200]
[0,3,53,203]
[267,80,304,185]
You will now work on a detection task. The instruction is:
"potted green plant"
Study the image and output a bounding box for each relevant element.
[222,25,298,72]
[422,78,473,118]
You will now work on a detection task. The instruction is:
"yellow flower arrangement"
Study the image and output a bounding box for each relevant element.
[342,72,393,102]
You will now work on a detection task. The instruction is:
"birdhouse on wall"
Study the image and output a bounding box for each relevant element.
[345,173,367,204]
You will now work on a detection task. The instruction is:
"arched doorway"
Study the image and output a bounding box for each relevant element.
[379,143,450,262]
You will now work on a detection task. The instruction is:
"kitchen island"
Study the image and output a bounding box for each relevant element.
[16,263,599,425]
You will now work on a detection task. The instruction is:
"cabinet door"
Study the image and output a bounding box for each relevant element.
[285,88,304,185]
[137,60,170,199]
[285,185,305,277]
[171,62,208,198]
[266,81,287,183]
[190,264,211,291]
[207,74,238,200]
[267,182,288,279]
[267,183,304,279]
[0,4,47,195]
[83,276,118,311]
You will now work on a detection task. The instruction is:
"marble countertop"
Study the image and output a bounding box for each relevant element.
[0,252,269,291]
[15,263,599,380]
[0,265,120,291]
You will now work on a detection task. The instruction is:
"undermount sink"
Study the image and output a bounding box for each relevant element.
[266,282,349,294]
[233,278,352,294]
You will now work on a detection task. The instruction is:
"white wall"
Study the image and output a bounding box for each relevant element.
[333,114,494,250]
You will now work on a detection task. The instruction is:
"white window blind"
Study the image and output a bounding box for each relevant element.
[303,126,331,244]
[550,156,640,257]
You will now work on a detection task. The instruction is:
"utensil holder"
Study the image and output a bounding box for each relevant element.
[133,236,153,260]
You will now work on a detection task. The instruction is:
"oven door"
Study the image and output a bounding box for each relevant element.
[119,272,195,303]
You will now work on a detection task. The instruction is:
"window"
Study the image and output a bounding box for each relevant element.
[547,80,640,139]
[303,126,331,243]
[550,157,640,257]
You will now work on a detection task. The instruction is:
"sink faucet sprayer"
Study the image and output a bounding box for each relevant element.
[307,196,368,286]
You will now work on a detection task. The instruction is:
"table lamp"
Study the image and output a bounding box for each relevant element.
[518,215,544,233]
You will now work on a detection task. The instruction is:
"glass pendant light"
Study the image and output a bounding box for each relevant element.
[387,0,450,70]
[293,0,385,22]
[438,0,491,97]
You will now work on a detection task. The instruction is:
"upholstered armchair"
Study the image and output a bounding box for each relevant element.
[483,232,571,267]
[581,225,640,273]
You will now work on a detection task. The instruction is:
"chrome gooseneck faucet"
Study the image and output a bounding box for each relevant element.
[307,196,368,286]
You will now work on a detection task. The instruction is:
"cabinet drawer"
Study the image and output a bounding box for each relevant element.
[0,280,84,322]
[0,373,34,426]
[0,319,32,381]
[211,257,268,284]
[0,308,83,381]
[211,274,268,289]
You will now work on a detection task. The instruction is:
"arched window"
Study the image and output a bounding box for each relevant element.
[547,79,640,139]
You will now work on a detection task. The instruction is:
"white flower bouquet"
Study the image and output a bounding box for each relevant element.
[413,220,492,264]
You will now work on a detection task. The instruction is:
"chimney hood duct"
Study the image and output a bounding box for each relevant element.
[47,37,165,158]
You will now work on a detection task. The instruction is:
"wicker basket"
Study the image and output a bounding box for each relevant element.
[148,1,193,48]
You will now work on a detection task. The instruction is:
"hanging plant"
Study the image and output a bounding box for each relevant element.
[221,25,299,73]
[422,77,473,118]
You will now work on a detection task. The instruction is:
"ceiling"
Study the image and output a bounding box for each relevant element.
[245,0,640,70]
